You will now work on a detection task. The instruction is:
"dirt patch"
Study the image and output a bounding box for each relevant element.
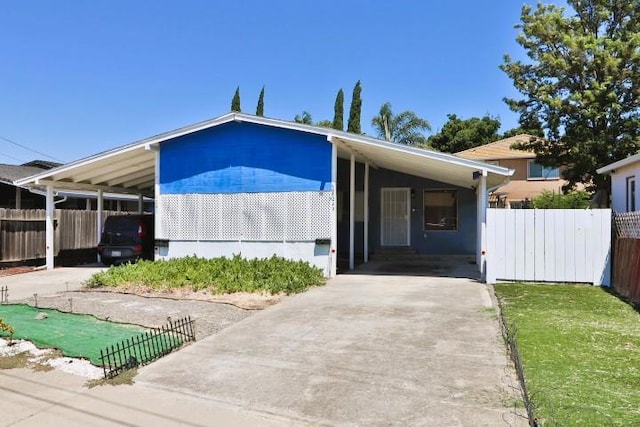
[88,285,283,310]
[0,266,35,277]
[14,288,277,340]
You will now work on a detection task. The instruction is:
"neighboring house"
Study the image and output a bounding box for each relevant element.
[597,153,640,212]
[455,134,569,208]
[1,160,151,211]
[15,113,513,276]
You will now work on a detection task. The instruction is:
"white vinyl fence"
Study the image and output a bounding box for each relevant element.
[486,209,611,286]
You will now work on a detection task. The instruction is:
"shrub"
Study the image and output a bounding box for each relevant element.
[86,255,325,295]
[531,189,591,209]
[0,316,14,341]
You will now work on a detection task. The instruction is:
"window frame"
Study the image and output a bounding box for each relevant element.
[627,176,636,212]
[527,160,560,181]
[423,188,458,232]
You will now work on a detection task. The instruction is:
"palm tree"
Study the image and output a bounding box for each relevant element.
[371,102,431,147]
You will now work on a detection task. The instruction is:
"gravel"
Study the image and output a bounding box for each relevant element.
[14,290,258,339]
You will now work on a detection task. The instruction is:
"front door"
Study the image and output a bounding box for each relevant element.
[381,188,410,246]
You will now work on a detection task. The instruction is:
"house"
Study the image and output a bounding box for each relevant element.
[597,153,640,212]
[1,160,152,211]
[15,113,513,276]
[455,134,570,208]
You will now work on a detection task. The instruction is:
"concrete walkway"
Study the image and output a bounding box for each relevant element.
[1,265,525,426]
[0,265,105,301]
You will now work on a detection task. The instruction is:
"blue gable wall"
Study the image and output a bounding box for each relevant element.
[336,159,477,255]
[160,122,331,194]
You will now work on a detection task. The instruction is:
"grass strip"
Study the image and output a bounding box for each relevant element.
[495,284,640,426]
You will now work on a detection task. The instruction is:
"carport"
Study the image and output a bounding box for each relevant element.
[14,113,513,277]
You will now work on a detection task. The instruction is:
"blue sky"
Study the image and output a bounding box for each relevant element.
[0,1,566,165]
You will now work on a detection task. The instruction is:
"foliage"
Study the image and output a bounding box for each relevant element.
[495,284,640,425]
[347,80,362,134]
[0,316,13,341]
[315,119,333,128]
[427,113,501,153]
[501,1,640,193]
[333,89,344,131]
[531,189,591,209]
[231,86,241,112]
[371,102,431,147]
[86,255,325,295]
[256,86,265,116]
[294,111,313,125]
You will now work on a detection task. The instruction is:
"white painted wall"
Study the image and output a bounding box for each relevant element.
[486,208,611,286]
[156,241,332,277]
[610,162,640,212]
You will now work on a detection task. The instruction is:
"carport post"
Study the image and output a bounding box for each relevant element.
[476,171,488,276]
[349,154,355,270]
[45,185,54,270]
[138,194,144,214]
[364,162,369,263]
[97,189,104,262]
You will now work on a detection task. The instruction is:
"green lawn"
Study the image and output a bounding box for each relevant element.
[495,284,640,426]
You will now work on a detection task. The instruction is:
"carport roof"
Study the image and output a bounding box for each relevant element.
[15,112,513,196]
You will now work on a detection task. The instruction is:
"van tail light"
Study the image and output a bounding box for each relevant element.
[133,244,143,253]
[138,221,146,238]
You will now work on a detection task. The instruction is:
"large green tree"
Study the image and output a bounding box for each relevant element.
[333,89,344,131]
[501,1,640,193]
[427,114,501,153]
[231,86,241,112]
[256,86,265,116]
[347,80,362,134]
[371,102,431,147]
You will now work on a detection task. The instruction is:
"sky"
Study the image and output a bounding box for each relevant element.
[0,1,567,165]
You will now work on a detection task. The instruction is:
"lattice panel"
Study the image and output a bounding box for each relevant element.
[158,191,332,241]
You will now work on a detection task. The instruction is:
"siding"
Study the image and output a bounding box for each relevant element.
[610,162,639,213]
[159,121,332,194]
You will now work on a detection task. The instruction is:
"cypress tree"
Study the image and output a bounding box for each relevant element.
[256,86,265,116]
[332,89,344,131]
[347,81,362,134]
[231,86,241,112]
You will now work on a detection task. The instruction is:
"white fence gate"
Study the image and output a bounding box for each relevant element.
[486,209,611,286]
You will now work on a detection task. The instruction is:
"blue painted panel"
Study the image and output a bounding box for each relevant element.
[336,159,477,256]
[160,122,331,194]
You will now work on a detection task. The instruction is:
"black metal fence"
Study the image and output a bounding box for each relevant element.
[100,316,195,379]
[0,286,7,304]
[495,296,538,427]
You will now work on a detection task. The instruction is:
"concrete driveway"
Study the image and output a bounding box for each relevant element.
[136,270,524,426]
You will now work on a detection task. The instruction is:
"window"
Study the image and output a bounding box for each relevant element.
[527,161,559,180]
[424,190,457,231]
[627,176,636,212]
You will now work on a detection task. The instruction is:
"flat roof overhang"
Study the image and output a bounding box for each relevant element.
[15,113,513,195]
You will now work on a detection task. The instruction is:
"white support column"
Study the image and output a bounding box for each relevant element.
[15,187,21,209]
[116,200,122,212]
[476,171,488,277]
[85,199,91,211]
[349,154,355,270]
[330,139,338,277]
[364,162,369,263]
[154,146,160,261]
[45,185,54,270]
[97,190,104,262]
[138,194,144,214]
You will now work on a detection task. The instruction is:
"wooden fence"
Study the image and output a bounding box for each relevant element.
[612,212,640,302]
[0,209,127,263]
[486,209,611,286]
